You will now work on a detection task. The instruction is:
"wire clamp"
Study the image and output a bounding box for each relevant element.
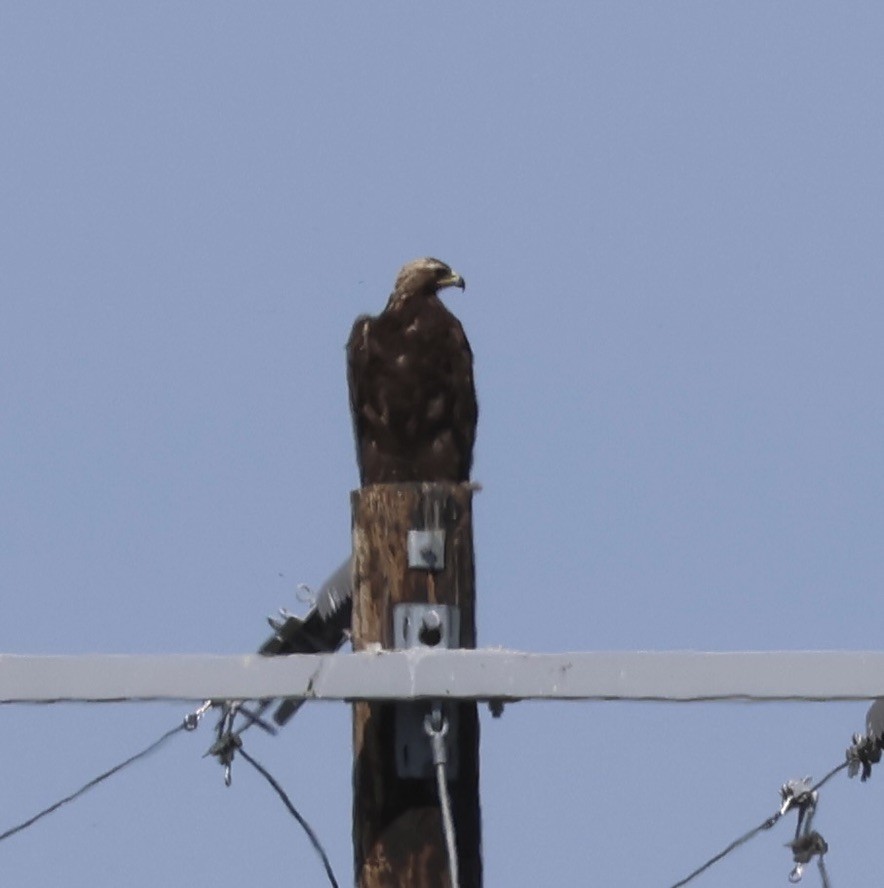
[207,731,242,786]
[779,778,814,816]
[424,704,450,769]
[205,702,244,786]
[787,831,828,884]
[782,779,829,885]
[184,699,213,731]
[846,731,882,781]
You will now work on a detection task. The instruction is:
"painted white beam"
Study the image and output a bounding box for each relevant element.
[2,650,884,704]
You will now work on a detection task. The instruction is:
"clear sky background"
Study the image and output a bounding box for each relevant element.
[2,3,883,886]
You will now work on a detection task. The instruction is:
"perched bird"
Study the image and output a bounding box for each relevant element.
[346,257,478,485]
[255,259,477,726]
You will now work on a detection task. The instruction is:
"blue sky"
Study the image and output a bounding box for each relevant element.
[2,3,884,885]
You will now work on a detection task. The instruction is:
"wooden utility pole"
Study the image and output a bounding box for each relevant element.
[351,482,482,887]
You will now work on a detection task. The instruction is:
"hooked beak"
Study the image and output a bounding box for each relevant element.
[438,271,466,291]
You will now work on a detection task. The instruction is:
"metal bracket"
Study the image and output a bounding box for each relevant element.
[394,603,460,650]
[407,529,446,571]
[393,603,460,779]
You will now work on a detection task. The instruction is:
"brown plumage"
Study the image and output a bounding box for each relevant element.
[347,257,478,485]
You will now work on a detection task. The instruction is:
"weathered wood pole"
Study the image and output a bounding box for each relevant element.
[351,482,482,887]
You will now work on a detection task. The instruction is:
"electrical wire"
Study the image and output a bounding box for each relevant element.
[669,811,781,887]
[237,746,340,888]
[424,706,460,888]
[817,854,831,888]
[0,723,186,843]
[670,757,857,886]
[434,752,459,888]
[0,695,868,887]
[810,761,849,794]
[0,705,338,888]
[0,698,337,888]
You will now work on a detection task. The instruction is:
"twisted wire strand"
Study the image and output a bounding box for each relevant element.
[0,723,186,843]
[434,756,460,888]
[237,746,340,888]
[669,811,781,887]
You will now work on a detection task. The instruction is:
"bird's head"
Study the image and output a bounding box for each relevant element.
[393,257,466,298]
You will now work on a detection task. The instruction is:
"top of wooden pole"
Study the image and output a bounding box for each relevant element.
[350,482,477,650]
[351,481,482,887]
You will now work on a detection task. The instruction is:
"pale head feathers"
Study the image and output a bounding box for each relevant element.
[392,257,466,299]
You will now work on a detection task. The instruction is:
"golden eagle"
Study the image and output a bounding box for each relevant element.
[347,257,477,486]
